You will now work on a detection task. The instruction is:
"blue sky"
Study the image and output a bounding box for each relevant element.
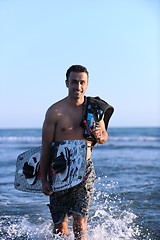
[0,0,159,128]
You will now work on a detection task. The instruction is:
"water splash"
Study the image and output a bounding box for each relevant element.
[88,207,139,239]
[87,181,151,240]
[0,181,151,240]
[0,216,53,240]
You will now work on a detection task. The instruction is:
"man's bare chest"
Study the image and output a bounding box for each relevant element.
[55,108,83,138]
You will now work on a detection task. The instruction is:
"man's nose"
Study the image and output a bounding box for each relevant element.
[76,82,81,89]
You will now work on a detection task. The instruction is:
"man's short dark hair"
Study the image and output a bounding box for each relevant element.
[66,65,89,81]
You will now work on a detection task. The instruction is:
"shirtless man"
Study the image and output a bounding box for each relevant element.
[40,65,108,239]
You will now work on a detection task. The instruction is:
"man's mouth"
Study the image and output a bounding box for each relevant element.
[74,90,81,95]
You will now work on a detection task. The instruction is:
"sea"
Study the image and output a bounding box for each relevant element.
[0,127,160,240]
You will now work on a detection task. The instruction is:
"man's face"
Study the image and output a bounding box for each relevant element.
[66,71,88,99]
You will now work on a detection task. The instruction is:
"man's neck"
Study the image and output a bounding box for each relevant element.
[66,96,85,107]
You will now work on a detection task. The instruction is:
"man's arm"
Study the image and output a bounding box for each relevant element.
[92,117,108,144]
[40,108,55,195]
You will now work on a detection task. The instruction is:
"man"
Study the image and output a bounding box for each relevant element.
[40,65,112,239]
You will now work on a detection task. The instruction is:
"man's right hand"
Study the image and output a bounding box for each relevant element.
[42,181,53,196]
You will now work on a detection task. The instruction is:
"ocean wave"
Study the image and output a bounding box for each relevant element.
[108,136,160,142]
[0,136,41,143]
[0,136,159,145]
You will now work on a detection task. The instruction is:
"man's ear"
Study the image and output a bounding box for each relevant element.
[65,80,69,87]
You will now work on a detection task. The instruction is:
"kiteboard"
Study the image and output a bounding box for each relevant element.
[14,140,87,193]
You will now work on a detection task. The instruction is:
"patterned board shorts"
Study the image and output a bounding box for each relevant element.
[48,158,96,224]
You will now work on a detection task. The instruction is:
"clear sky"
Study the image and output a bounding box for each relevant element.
[0,0,159,128]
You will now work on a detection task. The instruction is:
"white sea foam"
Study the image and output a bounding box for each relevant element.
[0,181,152,240]
[0,216,53,240]
[108,136,159,142]
[89,208,140,240]
[0,135,159,144]
[0,209,149,240]
[0,136,41,143]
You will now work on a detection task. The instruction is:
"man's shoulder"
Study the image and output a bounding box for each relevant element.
[48,98,66,110]
[46,98,67,116]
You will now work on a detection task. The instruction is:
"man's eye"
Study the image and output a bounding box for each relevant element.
[80,81,85,85]
[71,80,77,84]
[71,80,86,85]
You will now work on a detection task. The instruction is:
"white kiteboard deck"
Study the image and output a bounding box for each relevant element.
[14,140,87,193]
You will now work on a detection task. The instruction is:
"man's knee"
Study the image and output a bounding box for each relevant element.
[73,215,88,239]
[54,217,69,236]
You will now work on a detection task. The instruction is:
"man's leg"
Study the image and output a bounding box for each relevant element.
[73,215,88,240]
[53,216,69,236]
